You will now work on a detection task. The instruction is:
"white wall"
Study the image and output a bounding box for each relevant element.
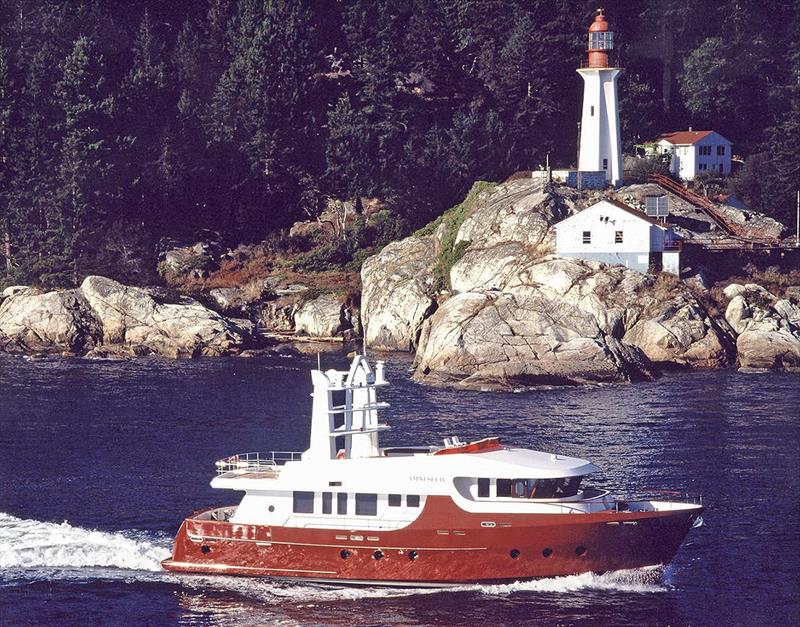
[577,68,622,186]
[555,202,662,255]
[658,133,732,181]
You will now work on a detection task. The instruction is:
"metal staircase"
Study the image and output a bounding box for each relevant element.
[647,174,756,239]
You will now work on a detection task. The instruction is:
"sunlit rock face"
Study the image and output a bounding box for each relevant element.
[724,283,800,372]
[362,179,737,389]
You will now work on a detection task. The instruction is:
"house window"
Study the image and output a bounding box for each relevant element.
[293,491,314,514]
[407,494,420,507]
[355,493,378,516]
[590,105,595,116]
[582,231,591,244]
[478,478,490,498]
[699,163,707,171]
[699,145,711,156]
[388,494,402,507]
[717,145,725,155]
[615,231,623,244]
[602,158,608,170]
[337,492,348,515]
[322,491,332,514]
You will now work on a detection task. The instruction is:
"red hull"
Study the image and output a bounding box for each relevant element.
[163,496,701,585]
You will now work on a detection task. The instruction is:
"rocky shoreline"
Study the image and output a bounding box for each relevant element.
[2,179,798,387]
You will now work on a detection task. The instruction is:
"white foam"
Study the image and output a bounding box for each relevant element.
[0,512,171,572]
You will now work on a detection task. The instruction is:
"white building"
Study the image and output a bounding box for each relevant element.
[653,130,733,181]
[577,9,623,187]
[555,199,680,274]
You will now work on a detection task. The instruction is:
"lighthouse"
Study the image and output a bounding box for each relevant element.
[577,9,622,186]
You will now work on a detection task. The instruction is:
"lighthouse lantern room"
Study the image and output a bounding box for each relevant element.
[577,9,623,186]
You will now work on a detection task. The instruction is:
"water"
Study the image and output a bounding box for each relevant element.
[1,353,798,626]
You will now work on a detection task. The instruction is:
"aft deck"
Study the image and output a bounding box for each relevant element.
[214,451,301,479]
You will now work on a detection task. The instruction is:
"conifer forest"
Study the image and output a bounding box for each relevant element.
[0,0,798,287]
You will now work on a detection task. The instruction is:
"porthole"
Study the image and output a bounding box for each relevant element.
[340,549,350,560]
[408,550,419,561]
[509,549,520,559]
[575,546,587,557]
[201,545,211,554]
[542,548,553,558]
[268,505,275,512]
[373,550,384,560]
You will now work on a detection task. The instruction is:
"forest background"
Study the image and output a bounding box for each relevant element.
[0,0,798,288]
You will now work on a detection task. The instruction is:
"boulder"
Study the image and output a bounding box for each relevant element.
[80,276,247,357]
[2,285,31,298]
[413,290,656,390]
[724,284,800,371]
[208,287,246,314]
[361,235,438,351]
[258,299,298,334]
[294,293,349,338]
[0,289,99,354]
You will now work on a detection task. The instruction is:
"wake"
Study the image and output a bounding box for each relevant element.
[0,512,171,576]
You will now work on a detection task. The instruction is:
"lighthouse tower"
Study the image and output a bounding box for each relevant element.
[577,9,622,186]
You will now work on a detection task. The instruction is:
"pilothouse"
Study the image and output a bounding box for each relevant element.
[163,354,703,585]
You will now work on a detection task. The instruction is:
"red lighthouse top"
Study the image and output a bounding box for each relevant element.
[586,8,614,68]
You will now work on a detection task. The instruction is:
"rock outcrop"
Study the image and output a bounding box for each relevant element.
[363,179,737,389]
[361,235,438,351]
[724,284,800,371]
[295,293,350,338]
[0,288,100,354]
[81,276,246,357]
[0,276,250,358]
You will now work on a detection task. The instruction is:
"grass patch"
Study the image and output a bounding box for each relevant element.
[415,181,495,291]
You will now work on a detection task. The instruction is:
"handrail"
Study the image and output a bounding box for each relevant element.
[214,451,302,476]
[649,173,778,244]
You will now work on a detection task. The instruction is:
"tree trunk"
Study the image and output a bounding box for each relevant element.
[3,221,11,277]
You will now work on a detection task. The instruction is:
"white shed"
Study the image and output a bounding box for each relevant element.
[653,130,732,181]
[555,199,680,274]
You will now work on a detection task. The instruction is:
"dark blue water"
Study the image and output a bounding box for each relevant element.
[1,353,798,626]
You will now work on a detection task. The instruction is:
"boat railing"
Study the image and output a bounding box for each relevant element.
[539,491,703,515]
[214,451,302,477]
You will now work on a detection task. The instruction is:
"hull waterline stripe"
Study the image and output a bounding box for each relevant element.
[165,561,337,575]
[186,533,487,551]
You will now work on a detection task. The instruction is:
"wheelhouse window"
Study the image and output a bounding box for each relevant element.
[355,493,378,516]
[388,494,402,507]
[496,478,512,497]
[337,492,348,515]
[322,491,332,514]
[478,478,490,498]
[293,491,314,514]
[407,494,420,507]
[505,477,583,499]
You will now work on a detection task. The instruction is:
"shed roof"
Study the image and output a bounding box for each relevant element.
[657,130,730,145]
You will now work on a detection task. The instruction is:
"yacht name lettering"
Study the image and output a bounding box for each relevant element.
[409,475,445,483]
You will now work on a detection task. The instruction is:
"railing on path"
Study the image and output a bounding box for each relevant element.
[648,173,778,245]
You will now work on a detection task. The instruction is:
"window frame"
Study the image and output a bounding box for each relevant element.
[407,494,420,508]
[615,230,623,244]
[355,493,378,516]
[322,491,332,515]
[336,492,348,515]
[292,491,315,514]
[582,231,591,245]
[388,494,402,507]
[477,478,490,498]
